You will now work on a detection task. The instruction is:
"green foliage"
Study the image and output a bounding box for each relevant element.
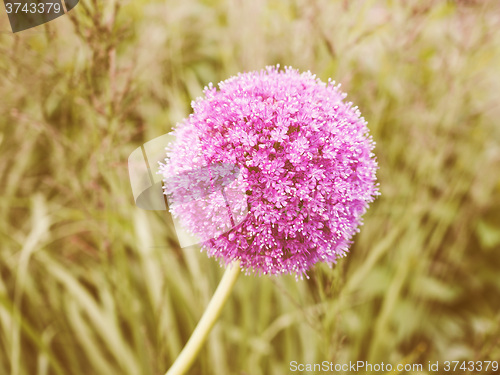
[1,0,499,374]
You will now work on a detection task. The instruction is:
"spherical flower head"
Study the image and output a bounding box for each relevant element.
[160,66,379,279]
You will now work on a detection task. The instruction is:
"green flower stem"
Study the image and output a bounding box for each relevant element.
[165,261,241,375]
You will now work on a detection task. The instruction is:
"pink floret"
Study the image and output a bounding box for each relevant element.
[160,66,379,279]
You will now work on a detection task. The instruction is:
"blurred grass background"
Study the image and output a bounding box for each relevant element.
[1,0,500,374]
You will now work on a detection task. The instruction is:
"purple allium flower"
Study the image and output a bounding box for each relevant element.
[160,66,379,278]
